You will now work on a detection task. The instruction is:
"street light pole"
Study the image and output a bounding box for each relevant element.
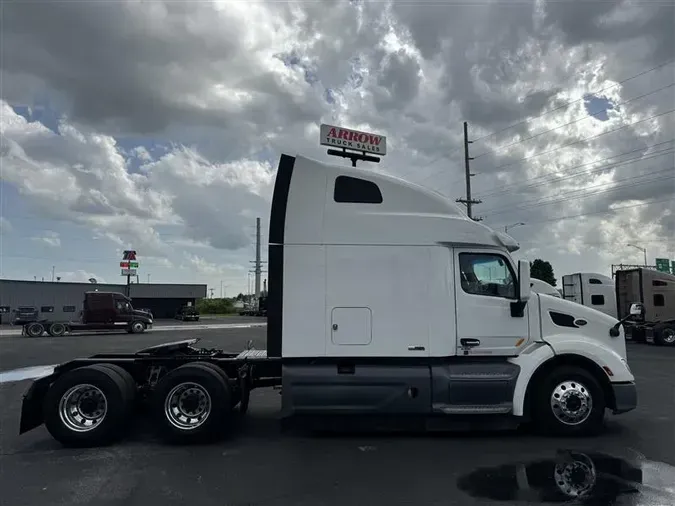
[627,244,647,265]
[505,222,526,234]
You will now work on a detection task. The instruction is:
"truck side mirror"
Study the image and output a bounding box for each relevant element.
[629,303,643,317]
[518,260,531,302]
[510,260,531,318]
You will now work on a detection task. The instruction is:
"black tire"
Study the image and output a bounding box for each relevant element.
[25,322,44,338]
[95,363,137,402]
[43,365,131,447]
[152,363,232,444]
[653,324,675,346]
[532,366,606,437]
[47,323,67,337]
[129,321,146,334]
[189,362,246,412]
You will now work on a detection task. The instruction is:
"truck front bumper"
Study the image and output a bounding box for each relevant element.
[611,381,638,414]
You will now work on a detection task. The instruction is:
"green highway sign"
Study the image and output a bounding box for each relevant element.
[655,258,671,273]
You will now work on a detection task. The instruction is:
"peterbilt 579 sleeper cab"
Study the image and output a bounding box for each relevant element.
[19,153,637,447]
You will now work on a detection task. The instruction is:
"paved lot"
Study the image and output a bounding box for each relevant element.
[0,330,674,506]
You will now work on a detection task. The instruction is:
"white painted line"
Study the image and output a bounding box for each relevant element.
[0,364,56,384]
[0,322,267,337]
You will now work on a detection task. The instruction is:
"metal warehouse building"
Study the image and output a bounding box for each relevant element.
[0,280,207,322]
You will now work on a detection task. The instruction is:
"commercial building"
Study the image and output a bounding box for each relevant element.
[0,279,207,322]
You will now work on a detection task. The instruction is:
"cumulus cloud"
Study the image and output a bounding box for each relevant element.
[1,0,674,285]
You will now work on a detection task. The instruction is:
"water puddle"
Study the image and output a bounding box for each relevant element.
[0,364,56,384]
[457,450,675,505]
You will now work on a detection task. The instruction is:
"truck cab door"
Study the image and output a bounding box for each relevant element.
[113,299,133,323]
[454,250,530,356]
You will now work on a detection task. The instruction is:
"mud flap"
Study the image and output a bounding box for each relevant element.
[19,375,53,434]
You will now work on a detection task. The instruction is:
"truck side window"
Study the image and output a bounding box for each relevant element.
[41,306,54,313]
[63,306,76,313]
[334,176,383,204]
[654,294,665,307]
[591,295,605,305]
[459,253,517,299]
[589,278,602,284]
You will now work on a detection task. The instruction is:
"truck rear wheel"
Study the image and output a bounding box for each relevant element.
[153,363,232,444]
[25,322,44,338]
[47,323,67,337]
[532,366,606,437]
[653,324,675,346]
[43,365,132,447]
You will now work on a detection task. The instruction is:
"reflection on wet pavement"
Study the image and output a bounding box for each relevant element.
[457,450,675,505]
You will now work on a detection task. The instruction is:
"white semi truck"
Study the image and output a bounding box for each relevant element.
[19,152,637,448]
[562,273,617,318]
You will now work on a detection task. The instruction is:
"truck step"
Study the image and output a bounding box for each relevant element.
[236,349,268,360]
[432,403,513,415]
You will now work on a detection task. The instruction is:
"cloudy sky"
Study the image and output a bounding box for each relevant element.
[1,0,674,295]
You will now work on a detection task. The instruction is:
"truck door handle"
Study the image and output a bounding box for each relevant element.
[332,324,338,331]
[460,338,481,348]
[408,345,426,351]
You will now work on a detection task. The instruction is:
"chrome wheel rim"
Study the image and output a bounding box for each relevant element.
[550,380,593,425]
[164,382,212,430]
[553,453,596,497]
[132,322,144,332]
[59,384,108,432]
[662,328,675,344]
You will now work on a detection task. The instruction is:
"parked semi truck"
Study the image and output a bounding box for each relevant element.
[562,273,617,318]
[615,268,675,346]
[238,295,267,317]
[19,153,637,448]
[21,291,153,337]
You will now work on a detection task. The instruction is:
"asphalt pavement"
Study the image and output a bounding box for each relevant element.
[0,328,674,506]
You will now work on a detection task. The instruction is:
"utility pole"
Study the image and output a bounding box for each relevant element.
[255,217,261,299]
[456,121,482,221]
[51,266,55,282]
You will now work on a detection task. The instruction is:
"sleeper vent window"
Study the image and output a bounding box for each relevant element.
[334,176,383,204]
[589,278,602,284]
[591,295,605,306]
[653,280,668,287]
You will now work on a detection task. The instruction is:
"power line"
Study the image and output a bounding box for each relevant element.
[396,59,675,191]
[472,82,675,159]
[483,108,675,174]
[470,58,675,145]
[489,196,673,228]
[474,141,675,198]
[482,169,674,217]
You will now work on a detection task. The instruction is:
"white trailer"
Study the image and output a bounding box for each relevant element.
[19,152,637,447]
[562,273,617,318]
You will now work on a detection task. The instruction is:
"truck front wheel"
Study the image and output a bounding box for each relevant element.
[532,366,606,437]
[653,324,675,346]
[128,321,146,334]
[153,363,232,444]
